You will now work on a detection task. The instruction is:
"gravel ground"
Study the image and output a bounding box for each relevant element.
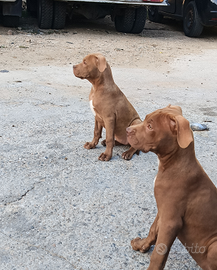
[0,13,217,270]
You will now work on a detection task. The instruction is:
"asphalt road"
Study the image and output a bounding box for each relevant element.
[0,16,217,270]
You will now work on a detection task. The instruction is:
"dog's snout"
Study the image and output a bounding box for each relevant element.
[126,127,135,135]
[126,127,131,133]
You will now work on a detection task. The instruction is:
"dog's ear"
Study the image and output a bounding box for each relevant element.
[95,54,107,73]
[166,104,183,115]
[174,115,193,148]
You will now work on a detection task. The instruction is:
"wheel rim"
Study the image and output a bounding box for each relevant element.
[186,7,194,30]
[149,7,156,17]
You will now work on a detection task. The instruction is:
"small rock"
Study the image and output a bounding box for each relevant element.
[7,30,13,35]
[0,70,9,73]
[19,45,29,49]
[190,123,209,131]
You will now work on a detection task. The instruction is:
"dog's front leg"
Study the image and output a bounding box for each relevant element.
[98,117,115,161]
[147,218,183,270]
[84,118,103,149]
[131,214,159,252]
[122,147,140,160]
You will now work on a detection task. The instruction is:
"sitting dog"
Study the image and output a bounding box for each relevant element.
[73,53,141,161]
[126,105,217,270]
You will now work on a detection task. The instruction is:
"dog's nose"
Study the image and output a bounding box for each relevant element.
[126,127,135,135]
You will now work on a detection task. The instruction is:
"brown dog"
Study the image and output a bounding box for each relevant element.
[73,53,141,161]
[126,105,217,270]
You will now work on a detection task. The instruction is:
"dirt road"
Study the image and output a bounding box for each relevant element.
[0,15,217,270]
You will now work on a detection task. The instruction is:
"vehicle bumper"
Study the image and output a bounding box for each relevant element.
[208,10,217,25]
[63,0,168,6]
[1,0,22,16]
[198,1,217,26]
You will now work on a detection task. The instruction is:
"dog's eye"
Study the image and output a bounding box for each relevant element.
[83,60,87,65]
[147,124,152,130]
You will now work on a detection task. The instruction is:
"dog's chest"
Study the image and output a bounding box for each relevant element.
[89,100,103,123]
[154,158,160,187]
[89,100,96,116]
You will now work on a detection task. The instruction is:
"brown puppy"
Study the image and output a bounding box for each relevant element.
[126,105,217,270]
[73,53,141,161]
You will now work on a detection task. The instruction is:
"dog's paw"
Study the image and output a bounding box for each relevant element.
[122,148,140,160]
[84,142,96,149]
[131,237,142,251]
[122,150,133,160]
[98,152,111,161]
[131,237,150,253]
[101,139,106,147]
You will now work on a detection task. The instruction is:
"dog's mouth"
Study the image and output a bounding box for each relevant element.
[73,70,88,80]
[77,75,85,79]
[73,72,85,79]
[126,131,147,152]
[126,134,139,147]
[73,66,83,79]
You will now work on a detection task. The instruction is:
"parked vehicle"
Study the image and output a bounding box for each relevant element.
[26,0,168,33]
[148,0,217,37]
[0,0,22,27]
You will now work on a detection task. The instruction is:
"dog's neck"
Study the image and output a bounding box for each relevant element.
[88,64,115,89]
[156,141,196,171]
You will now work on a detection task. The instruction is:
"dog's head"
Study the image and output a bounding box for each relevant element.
[73,53,107,80]
[126,105,194,155]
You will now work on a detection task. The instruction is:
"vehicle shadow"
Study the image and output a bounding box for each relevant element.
[1,11,216,39]
[66,15,217,39]
[65,15,116,33]
[144,17,217,39]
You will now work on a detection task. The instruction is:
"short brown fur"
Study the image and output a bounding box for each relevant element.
[73,53,141,161]
[127,105,217,270]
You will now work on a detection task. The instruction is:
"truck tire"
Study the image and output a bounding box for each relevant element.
[148,6,163,23]
[37,0,53,29]
[3,15,19,27]
[131,6,147,34]
[115,8,135,33]
[52,1,66,29]
[27,0,37,17]
[183,1,203,37]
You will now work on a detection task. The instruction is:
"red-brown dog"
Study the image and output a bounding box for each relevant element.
[73,53,141,161]
[127,105,217,270]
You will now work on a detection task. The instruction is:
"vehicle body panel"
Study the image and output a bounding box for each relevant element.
[196,0,217,25]
[160,0,175,12]
[157,0,217,26]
